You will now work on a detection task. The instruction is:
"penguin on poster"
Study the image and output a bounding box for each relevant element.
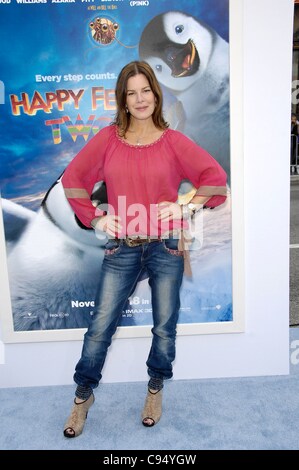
[139,11,230,180]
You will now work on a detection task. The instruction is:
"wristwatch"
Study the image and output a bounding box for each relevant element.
[188,202,201,217]
[182,202,202,220]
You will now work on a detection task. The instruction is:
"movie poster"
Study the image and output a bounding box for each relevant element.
[0,0,232,336]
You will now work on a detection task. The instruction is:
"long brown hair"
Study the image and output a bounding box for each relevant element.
[112,61,169,136]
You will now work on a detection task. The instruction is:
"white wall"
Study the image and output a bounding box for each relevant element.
[0,0,294,387]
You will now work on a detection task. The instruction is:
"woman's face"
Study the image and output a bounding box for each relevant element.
[125,73,156,122]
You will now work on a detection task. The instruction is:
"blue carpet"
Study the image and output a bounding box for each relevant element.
[0,329,299,450]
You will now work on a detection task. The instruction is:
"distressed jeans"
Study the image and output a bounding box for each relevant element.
[74,238,184,389]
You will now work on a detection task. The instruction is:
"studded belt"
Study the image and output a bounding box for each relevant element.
[122,236,162,247]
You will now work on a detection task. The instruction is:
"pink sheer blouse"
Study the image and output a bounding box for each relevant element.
[62,125,227,236]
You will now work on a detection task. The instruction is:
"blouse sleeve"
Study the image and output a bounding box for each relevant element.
[61,127,110,227]
[171,131,227,208]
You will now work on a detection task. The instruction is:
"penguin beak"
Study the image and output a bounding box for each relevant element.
[165,39,199,78]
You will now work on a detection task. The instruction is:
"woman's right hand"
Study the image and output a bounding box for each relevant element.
[95,214,123,238]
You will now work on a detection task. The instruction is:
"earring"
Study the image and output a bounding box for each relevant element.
[125,106,129,113]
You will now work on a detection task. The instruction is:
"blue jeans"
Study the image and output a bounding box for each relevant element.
[74,238,184,389]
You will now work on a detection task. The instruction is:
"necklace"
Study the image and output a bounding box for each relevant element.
[126,127,160,146]
[135,132,154,145]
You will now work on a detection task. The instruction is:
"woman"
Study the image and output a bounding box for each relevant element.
[62,61,227,437]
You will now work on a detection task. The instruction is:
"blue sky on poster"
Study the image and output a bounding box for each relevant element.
[0,0,229,204]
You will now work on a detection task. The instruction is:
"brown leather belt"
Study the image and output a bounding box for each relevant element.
[123,236,162,247]
[114,231,180,247]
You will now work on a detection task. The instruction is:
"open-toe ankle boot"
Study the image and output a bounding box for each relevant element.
[142,388,162,427]
[63,394,95,438]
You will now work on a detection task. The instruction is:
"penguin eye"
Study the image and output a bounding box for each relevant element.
[175,24,184,34]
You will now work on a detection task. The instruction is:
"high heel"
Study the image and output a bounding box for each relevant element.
[63,393,95,438]
[142,388,162,427]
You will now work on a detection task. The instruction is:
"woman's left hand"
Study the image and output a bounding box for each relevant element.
[157,201,182,222]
